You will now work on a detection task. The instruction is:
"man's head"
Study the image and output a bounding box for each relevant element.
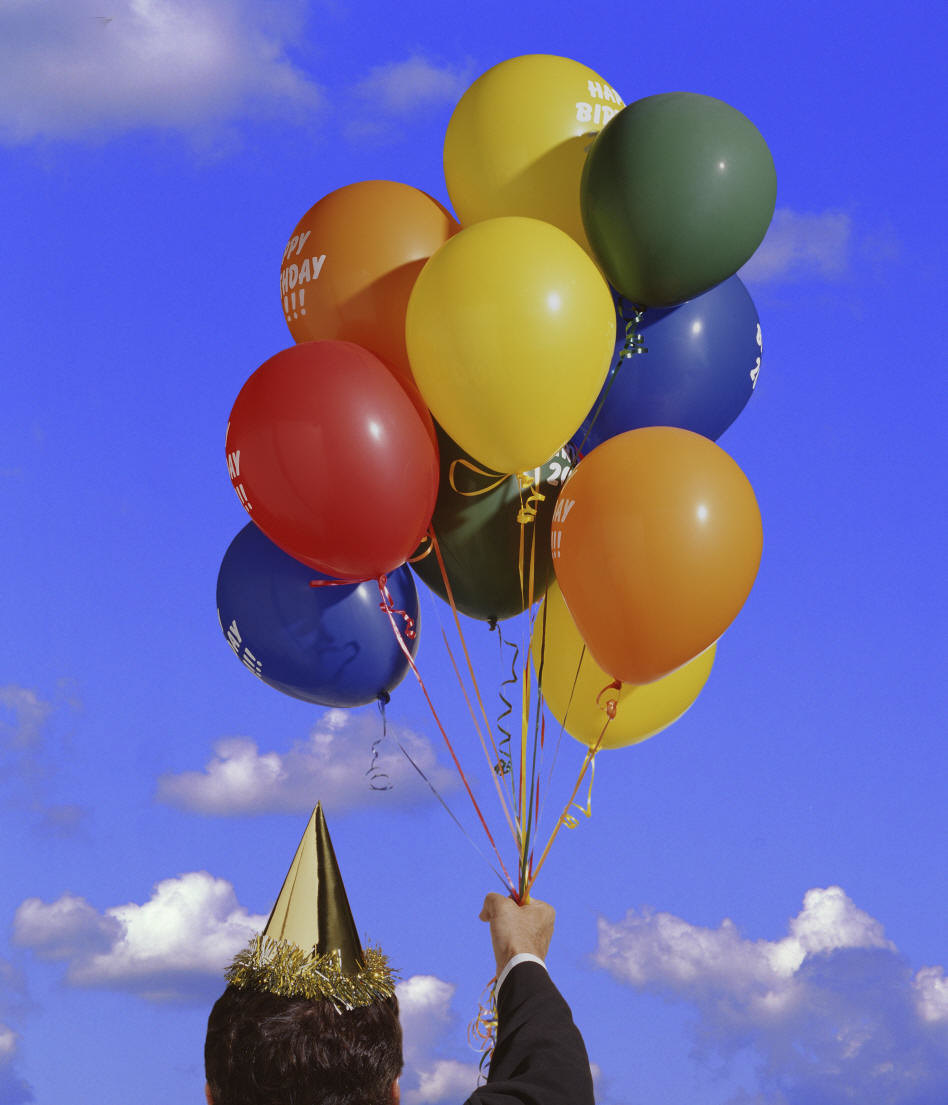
[205,984,403,1105]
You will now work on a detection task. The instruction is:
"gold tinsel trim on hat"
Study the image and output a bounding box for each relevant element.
[226,934,397,1012]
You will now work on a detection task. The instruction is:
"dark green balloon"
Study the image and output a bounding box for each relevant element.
[410,425,571,622]
[581,92,777,307]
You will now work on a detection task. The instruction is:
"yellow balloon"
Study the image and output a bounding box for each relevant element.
[531,582,716,749]
[444,54,624,252]
[406,217,615,474]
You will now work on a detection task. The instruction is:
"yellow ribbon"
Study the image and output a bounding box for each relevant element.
[516,475,545,612]
[448,457,509,497]
[563,755,597,829]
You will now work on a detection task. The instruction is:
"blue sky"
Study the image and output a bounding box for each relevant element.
[1,2,946,1104]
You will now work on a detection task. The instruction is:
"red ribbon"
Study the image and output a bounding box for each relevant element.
[377,573,416,641]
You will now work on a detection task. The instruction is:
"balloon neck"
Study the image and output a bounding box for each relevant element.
[596,679,622,719]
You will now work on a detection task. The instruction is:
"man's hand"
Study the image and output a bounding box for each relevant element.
[479,892,555,975]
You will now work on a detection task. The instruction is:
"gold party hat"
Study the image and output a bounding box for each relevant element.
[225,804,396,1010]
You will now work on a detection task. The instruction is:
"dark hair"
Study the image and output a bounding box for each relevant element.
[205,985,403,1105]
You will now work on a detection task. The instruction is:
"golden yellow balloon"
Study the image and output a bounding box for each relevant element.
[405,216,615,474]
[444,54,624,252]
[531,582,716,749]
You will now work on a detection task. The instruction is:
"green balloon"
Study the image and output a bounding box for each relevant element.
[581,92,777,307]
[411,425,571,622]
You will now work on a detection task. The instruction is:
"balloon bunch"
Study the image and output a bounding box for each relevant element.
[217,182,455,708]
[216,52,776,900]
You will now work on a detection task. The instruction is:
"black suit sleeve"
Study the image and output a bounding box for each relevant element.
[463,961,595,1105]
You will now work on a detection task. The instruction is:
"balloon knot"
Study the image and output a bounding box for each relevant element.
[596,680,622,719]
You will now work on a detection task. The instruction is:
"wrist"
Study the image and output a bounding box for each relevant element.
[495,952,547,994]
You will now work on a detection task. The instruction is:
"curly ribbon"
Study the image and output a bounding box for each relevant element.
[562,755,596,829]
[468,975,499,1077]
[365,692,393,792]
[410,459,541,569]
[379,698,511,888]
[376,574,518,896]
[490,619,516,780]
[377,573,416,641]
[515,472,544,615]
[427,529,520,851]
[572,301,648,460]
[523,680,620,896]
[514,470,545,523]
[310,575,416,644]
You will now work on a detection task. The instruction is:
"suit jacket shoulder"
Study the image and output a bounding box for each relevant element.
[463,961,594,1105]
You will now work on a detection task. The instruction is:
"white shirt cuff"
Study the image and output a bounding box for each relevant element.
[495,952,547,996]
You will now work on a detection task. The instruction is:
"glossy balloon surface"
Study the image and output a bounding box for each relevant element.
[552,427,762,683]
[217,523,419,707]
[572,277,762,451]
[582,92,776,305]
[226,341,439,580]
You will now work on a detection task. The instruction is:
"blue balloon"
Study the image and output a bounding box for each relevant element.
[571,275,762,452]
[216,523,419,708]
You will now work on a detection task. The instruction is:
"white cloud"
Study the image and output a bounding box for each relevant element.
[398,974,456,1059]
[0,1027,16,1063]
[915,966,948,1024]
[740,208,852,283]
[36,803,88,837]
[0,685,90,836]
[346,54,471,144]
[0,686,52,748]
[354,55,469,115]
[0,0,319,143]
[156,710,457,816]
[405,1059,480,1105]
[396,975,480,1105]
[595,887,948,1105]
[13,872,265,1002]
[12,892,121,960]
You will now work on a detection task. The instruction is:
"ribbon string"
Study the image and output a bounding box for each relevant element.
[383,699,511,888]
[377,577,517,895]
[448,457,510,497]
[428,530,520,850]
[378,574,416,640]
[365,692,394,792]
[523,680,620,896]
[371,452,630,907]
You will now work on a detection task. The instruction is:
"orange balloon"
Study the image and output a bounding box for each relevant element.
[280,180,459,388]
[551,427,762,683]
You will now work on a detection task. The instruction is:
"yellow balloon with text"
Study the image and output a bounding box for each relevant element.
[405,216,615,474]
[444,54,624,252]
[532,582,716,749]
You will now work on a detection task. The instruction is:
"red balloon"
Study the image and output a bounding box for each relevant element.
[226,341,439,580]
